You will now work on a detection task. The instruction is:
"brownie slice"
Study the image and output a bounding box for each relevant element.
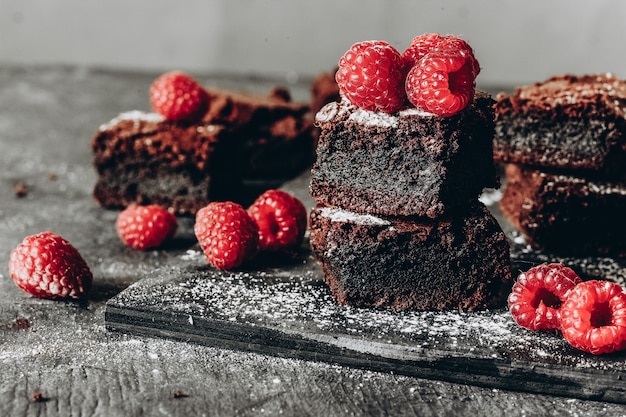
[309,203,512,311]
[500,163,626,257]
[203,86,315,180]
[494,74,626,179]
[92,111,239,215]
[310,92,498,218]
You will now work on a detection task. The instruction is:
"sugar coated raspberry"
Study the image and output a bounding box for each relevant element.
[405,52,476,117]
[507,263,582,331]
[194,201,259,270]
[560,280,626,355]
[335,40,407,113]
[150,71,209,122]
[116,204,178,250]
[8,232,93,300]
[248,190,307,253]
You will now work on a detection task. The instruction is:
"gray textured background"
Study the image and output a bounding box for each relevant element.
[2,0,626,86]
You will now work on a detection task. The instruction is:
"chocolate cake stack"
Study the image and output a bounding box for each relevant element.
[309,93,513,311]
[494,74,626,257]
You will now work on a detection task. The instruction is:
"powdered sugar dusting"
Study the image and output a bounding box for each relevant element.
[109,258,626,373]
[98,110,165,131]
[315,97,434,128]
[348,108,399,128]
[319,207,390,226]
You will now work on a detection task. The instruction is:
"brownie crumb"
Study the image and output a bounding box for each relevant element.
[32,392,48,403]
[9,317,30,330]
[172,390,188,399]
[14,181,28,198]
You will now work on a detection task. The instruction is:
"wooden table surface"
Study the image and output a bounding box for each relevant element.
[1,65,625,417]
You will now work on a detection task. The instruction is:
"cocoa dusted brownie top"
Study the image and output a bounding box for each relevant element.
[203,86,311,127]
[497,74,626,118]
[494,73,626,178]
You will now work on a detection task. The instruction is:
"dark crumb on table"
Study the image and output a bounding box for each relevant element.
[32,392,48,403]
[9,317,30,330]
[14,181,28,198]
[172,390,189,399]
[48,173,58,181]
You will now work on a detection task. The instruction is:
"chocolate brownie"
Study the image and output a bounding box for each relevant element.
[309,203,512,310]
[494,74,626,179]
[92,111,239,215]
[202,86,315,179]
[93,86,315,214]
[500,163,626,257]
[310,92,498,218]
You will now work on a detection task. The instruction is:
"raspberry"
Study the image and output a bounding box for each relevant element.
[149,71,209,122]
[402,33,480,77]
[194,202,259,270]
[116,204,178,250]
[560,280,626,355]
[402,33,447,66]
[507,263,582,331]
[8,232,93,300]
[335,40,407,113]
[247,190,307,253]
[405,52,476,117]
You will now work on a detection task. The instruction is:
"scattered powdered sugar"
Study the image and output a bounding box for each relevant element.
[348,108,399,128]
[315,97,434,128]
[98,110,165,131]
[399,107,436,118]
[108,259,626,375]
[314,102,340,123]
[479,188,502,206]
[319,206,390,226]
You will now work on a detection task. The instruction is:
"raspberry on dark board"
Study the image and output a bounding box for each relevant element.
[560,280,626,355]
[507,263,582,331]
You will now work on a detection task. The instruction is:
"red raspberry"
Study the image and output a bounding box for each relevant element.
[507,263,582,331]
[116,204,178,250]
[402,33,480,77]
[8,232,93,300]
[560,280,626,355]
[194,202,259,270]
[149,71,209,122]
[335,40,407,113]
[247,190,307,253]
[405,52,476,117]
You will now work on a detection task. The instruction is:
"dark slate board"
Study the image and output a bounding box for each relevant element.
[105,174,626,404]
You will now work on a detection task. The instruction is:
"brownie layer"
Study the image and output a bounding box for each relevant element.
[203,86,315,179]
[310,92,497,218]
[494,74,626,178]
[309,203,512,311]
[92,111,239,215]
[500,163,626,257]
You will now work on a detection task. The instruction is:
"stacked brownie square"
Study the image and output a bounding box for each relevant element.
[309,93,512,310]
[494,74,626,257]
